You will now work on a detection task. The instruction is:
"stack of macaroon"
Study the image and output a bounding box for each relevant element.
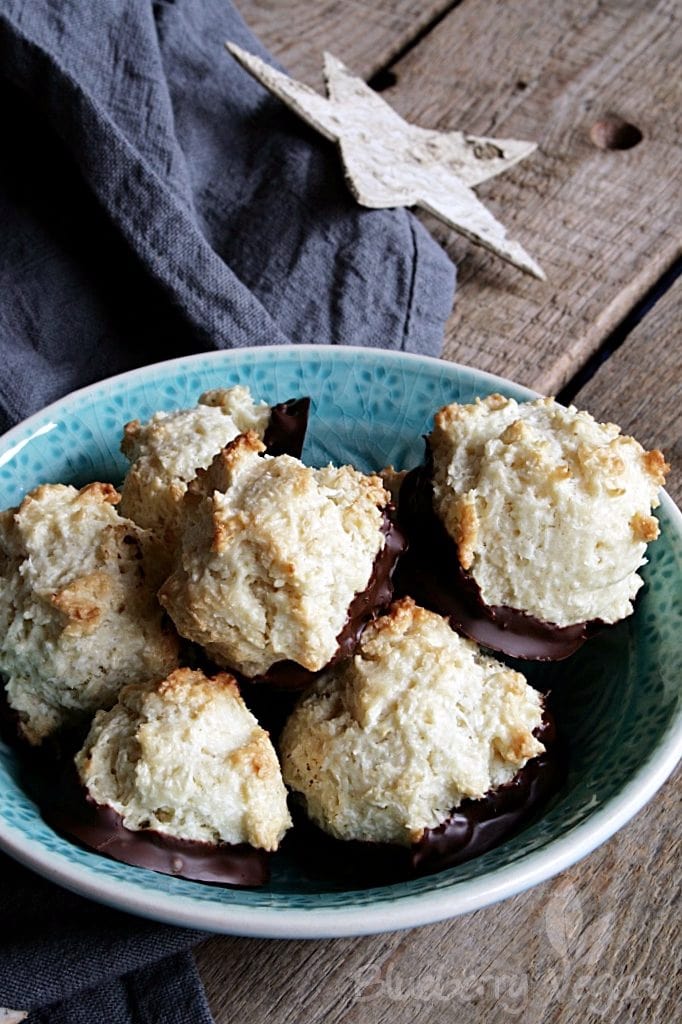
[0,383,668,884]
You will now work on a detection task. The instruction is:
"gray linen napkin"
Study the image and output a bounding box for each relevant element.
[0,1,456,1021]
[0,0,455,432]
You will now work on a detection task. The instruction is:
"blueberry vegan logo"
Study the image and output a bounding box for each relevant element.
[351,881,658,1017]
[544,880,609,961]
[542,881,656,1017]
[544,882,615,1008]
[351,958,530,1015]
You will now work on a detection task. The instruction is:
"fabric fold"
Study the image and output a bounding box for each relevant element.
[0,856,211,1022]
[0,1,456,1021]
[0,0,455,432]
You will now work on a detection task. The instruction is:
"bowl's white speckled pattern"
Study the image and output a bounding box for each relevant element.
[0,346,680,938]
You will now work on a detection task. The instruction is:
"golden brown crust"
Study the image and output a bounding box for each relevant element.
[630,511,660,543]
[211,511,246,554]
[281,600,545,845]
[576,441,625,481]
[51,571,113,636]
[17,481,121,517]
[642,448,670,487]
[362,595,419,638]
[121,419,141,458]
[156,667,241,699]
[500,418,528,445]
[77,482,121,505]
[494,729,540,762]
[77,665,291,849]
[188,431,266,501]
[118,389,274,582]
[379,465,407,504]
[228,733,278,781]
[162,441,388,676]
[454,494,478,571]
[430,394,669,628]
[435,393,511,434]
[487,392,511,411]
[0,482,180,743]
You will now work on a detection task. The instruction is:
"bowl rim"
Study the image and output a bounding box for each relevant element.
[0,345,680,939]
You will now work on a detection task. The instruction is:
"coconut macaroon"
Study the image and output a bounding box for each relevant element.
[160,432,392,679]
[75,668,291,851]
[0,483,179,745]
[119,386,272,564]
[430,394,669,628]
[280,598,545,846]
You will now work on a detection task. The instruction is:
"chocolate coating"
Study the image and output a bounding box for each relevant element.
[0,682,24,751]
[395,456,601,660]
[45,768,269,886]
[0,687,270,887]
[243,509,407,689]
[263,397,310,458]
[411,715,563,875]
[2,687,565,887]
[286,713,565,886]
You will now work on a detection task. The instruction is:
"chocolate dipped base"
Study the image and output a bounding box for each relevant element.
[394,456,602,660]
[286,714,565,886]
[412,713,562,875]
[2,689,565,888]
[263,397,311,458]
[45,768,269,887]
[241,508,407,690]
[0,687,269,887]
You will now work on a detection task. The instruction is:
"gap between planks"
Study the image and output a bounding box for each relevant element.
[558,256,682,406]
[196,770,680,1024]
[367,1,463,93]
[234,1,458,89]
[574,272,681,502]
[238,0,682,396]
[201,8,681,1022]
[382,0,682,394]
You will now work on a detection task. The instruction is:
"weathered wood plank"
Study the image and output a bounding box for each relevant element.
[235,1,456,87]
[576,277,681,503]
[384,0,682,392]
[239,0,681,394]
[197,284,681,1024]
[197,769,680,1024]
[198,6,681,1022]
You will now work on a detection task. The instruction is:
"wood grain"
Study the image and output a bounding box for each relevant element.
[197,280,682,1022]
[198,5,681,1022]
[384,0,682,392]
[576,277,681,504]
[239,0,681,395]
[197,771,680,1024]
[235,1,456,88]
[197,275,682,1024]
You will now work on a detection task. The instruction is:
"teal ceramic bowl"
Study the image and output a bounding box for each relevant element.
[0,347,680,938]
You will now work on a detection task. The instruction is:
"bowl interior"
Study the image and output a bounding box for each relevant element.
[0,347,679,921]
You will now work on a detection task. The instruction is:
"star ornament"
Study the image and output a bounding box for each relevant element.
[227,43,545,280]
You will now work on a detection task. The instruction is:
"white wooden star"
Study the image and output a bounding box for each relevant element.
[227,43,545,280]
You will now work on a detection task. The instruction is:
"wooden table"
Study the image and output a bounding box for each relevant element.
[197,3,681,1020]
